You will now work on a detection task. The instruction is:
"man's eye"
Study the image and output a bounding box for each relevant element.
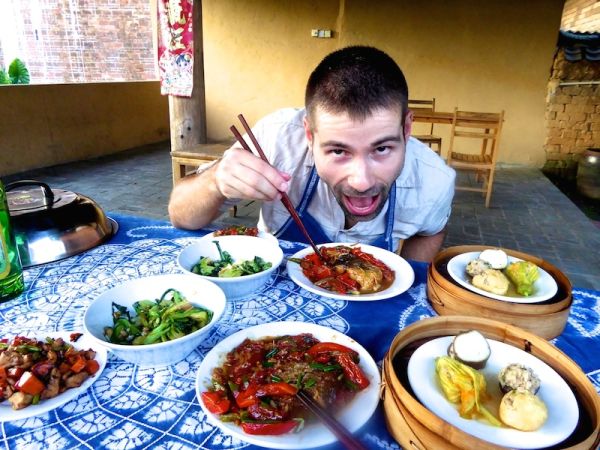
[330,149,346,156]
[375,146,390,153]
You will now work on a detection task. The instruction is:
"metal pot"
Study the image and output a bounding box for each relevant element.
[5,180,118,267]
[576,148,600,200]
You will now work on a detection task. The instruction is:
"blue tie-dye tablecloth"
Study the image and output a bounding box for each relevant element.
[1,213,599,450]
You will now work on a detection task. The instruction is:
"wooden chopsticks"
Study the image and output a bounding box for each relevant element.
[230,114,325,261]
[296,390,367,450]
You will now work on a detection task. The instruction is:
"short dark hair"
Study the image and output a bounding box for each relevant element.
[305,46,409,128]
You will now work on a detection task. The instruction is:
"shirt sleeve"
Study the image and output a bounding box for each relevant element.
[417,168,456,236]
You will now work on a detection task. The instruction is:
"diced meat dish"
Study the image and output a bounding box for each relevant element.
[0,335,101,410]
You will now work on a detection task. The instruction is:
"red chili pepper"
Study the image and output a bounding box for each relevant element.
[351,248,393,276]
[214,226,259,237]
[15,372,45,395]
[307,342,357,357]
[335,353,370,389]
[337,272,359,290]
[69,332,83,342]
[235,384,259,408]
[237,382,297,408]
[69,355,87,373]
[0,368,6,388]
[305,253,323,265]
[241,420,299,435]
[7,366,24,380]
[13,336,32,346]
[85,359,100,375]
[255,382,298,397]
[315,278,348,294]
[308,264,334,281]
[201,391,231,415]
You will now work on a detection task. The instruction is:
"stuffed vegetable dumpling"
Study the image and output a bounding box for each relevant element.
[505,261,539,296]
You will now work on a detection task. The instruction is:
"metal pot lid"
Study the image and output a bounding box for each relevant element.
[5,180,118,267]
[6,180,76,214]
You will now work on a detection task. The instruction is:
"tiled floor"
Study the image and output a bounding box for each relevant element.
[5,141,600,290]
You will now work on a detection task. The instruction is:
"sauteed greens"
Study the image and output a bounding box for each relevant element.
[104,288,213,345]
[192,241,272,278]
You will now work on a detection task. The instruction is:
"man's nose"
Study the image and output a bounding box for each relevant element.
[346,158,375,192]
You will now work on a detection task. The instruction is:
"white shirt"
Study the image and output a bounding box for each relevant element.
[228,108,456,250]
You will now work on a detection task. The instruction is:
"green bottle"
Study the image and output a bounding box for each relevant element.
[0,179,24,301]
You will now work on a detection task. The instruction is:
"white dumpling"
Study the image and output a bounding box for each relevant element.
[479,249,508,269]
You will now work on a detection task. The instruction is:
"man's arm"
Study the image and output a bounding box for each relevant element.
[168,147,290,230]
[399,228,446,262]
[168,163,226,230]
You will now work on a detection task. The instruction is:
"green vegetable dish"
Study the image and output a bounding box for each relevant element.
[192,241,272,278]
[104,288,213,345]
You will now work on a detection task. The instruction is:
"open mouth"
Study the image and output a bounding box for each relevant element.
[342,194,381,216]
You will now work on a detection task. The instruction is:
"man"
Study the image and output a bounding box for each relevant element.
[169,46,455,262]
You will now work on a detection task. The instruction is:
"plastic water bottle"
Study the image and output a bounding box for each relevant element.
[0,179,24,301]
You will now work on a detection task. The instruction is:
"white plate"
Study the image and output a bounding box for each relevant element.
[407,336,578,449]
[201,228,278,244]
[286,243,415,301]
[195,321,380,449]
[447,251,558,303]
[0,331,107,422]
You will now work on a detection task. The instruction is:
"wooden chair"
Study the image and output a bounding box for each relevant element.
[446,108,505,208]
[408,98,442,154]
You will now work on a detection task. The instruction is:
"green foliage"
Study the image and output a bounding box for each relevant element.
[0,58,30,85]
[0,69,10,84]
[191,241,273,277]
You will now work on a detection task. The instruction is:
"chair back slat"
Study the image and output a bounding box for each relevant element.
[453,130,496,139]
[447,107,505,208]
[408,98,440,153]
[408,99,435,109]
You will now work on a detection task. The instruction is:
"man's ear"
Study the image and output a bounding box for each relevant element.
[403,109,413,142]
[303,116,314,149]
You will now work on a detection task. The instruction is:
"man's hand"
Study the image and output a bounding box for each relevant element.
[214,147,291,201]
[168,145,291,231]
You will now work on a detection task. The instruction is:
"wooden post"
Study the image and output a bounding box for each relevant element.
[169,0,207,152]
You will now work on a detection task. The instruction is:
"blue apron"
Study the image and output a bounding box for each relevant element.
[274,167,396,251]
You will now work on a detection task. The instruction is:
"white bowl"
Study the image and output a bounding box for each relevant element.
[177,235,284,300]
[83,274,226,367]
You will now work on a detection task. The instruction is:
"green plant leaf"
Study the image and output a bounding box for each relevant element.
[0,69,10,84]
[8,58,30,84]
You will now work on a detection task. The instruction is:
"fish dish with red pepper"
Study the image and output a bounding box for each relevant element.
[201,333,370,435]
[294,245,395,294]
[0,334,101,410]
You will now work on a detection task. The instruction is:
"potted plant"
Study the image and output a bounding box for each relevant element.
[0,58,30,84]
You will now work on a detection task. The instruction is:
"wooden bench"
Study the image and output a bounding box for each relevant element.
[170,143,229,185]
[171,142,248,216]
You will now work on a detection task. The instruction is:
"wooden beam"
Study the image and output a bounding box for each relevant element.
[169,0,207,151]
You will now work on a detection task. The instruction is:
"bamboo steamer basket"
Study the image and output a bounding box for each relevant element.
[428,246,572,339]
[381,316,600,450]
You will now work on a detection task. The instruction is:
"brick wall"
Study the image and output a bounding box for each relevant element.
[543,49,600,177]
[1,0,155,84]
[561,0,600,32]
[543,0,600,176]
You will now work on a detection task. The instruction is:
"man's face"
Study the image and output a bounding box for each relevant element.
[304,106,412,228]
